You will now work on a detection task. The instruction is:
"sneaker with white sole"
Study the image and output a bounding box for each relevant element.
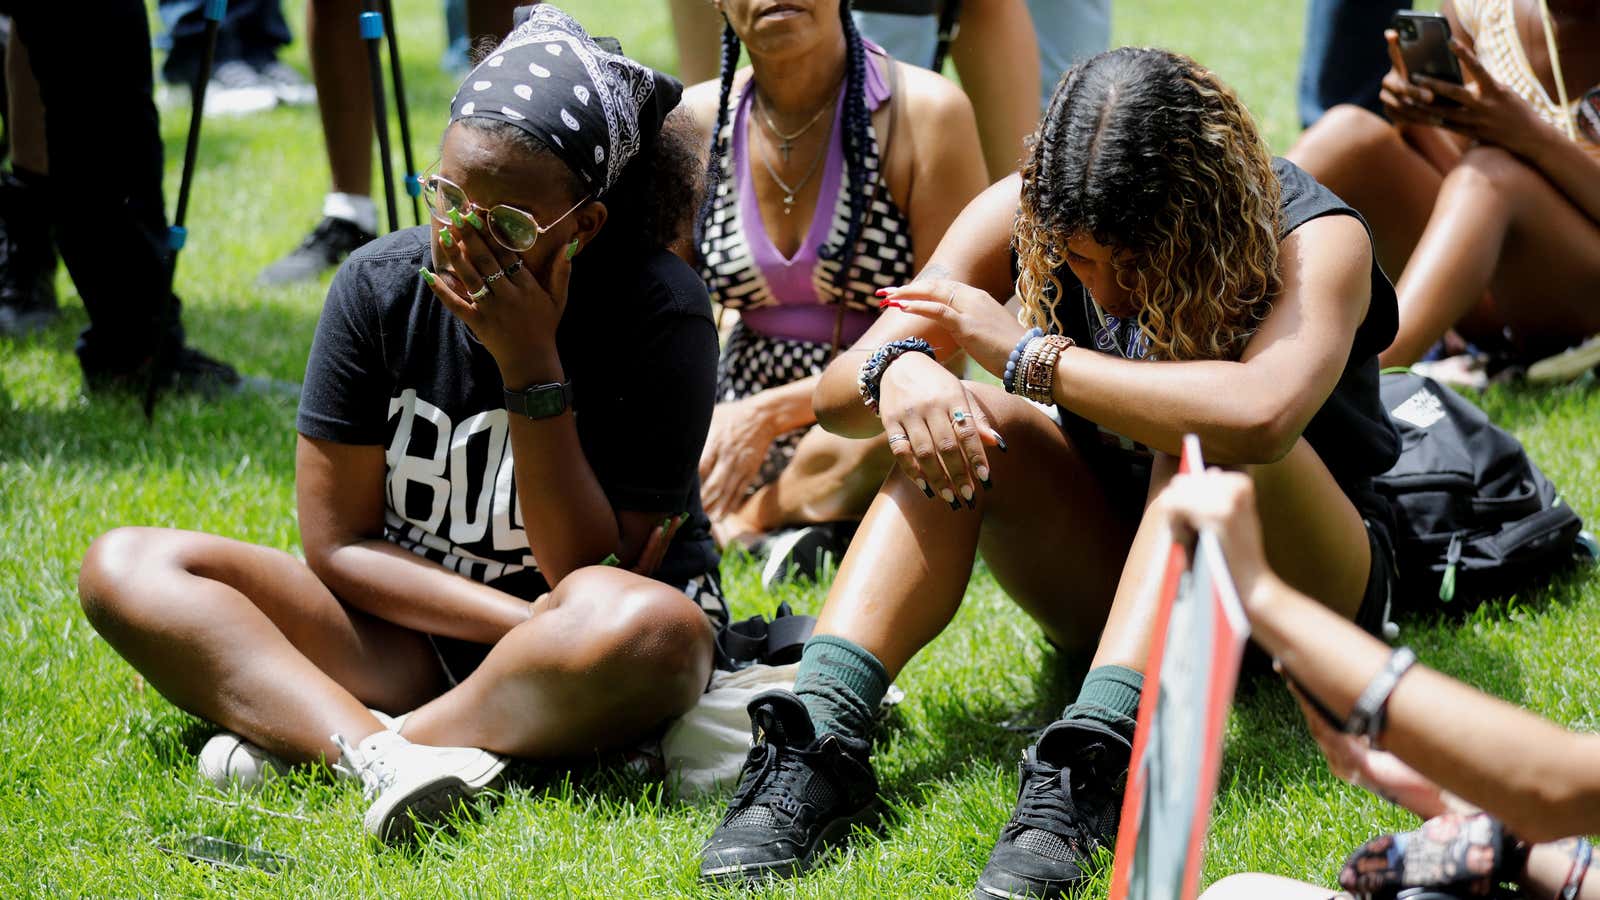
[197,709,409,791]
[1527,334,1600,384]
[332,729,507,843]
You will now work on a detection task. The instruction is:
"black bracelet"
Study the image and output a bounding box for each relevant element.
[857,337,935,413]
[1345,646,1417,745]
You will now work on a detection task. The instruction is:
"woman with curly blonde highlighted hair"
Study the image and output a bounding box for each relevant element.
[694,47,1405,896]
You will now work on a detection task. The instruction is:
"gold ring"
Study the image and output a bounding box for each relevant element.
[469,285,490,301]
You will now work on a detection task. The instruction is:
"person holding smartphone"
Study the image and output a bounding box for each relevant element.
[1158,471,1600,900]
[1287,1,1600,378]
[75,6,726,844]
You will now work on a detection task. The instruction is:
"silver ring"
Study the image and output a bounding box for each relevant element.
[886,433,909,444]
[468,285,490,301]
[503,258,524,277]
[483,268,506,285]
[950,410,970,424]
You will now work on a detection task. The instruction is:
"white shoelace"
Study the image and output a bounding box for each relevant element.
[331,733,398,800]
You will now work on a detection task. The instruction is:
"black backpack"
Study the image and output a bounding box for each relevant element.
[1374,372,1583,605]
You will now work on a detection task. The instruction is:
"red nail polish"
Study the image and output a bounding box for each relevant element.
[878,300,904,310]
[875,288,891,298]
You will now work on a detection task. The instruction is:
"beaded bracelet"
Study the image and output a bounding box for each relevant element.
[857,337,936,413]
[1002,327,1043,394]
[1016,335,1074,404]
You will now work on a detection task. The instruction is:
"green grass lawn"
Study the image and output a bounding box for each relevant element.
[2,0,1596,896]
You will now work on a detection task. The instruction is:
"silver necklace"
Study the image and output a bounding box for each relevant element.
[755,85,837,162]
[755,113,832,215]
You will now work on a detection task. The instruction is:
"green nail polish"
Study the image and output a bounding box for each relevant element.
[442,231,456,248]
[464,210,484,229]
[600,552,620,567]
[449,208,463,227]
[678,511,690,524]
[564,239,579,260]
[419,267,436,284]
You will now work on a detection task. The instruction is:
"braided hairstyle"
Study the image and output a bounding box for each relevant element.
[695,0,875,296]
[1015,48,1282,362]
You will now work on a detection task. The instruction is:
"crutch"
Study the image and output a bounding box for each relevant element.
[377,0,422,225]
[360,3,399,233]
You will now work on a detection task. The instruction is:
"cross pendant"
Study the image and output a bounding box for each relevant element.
[779,138,793,162]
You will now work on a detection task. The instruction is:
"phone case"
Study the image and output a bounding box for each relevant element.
[1392,10,1464,101]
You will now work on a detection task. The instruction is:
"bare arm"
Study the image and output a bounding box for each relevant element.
[297,436,532,644]
[947,0,1041,181]
[1160,472,1600,844]
[1051,215,1373,465]
[814,174,1020,436]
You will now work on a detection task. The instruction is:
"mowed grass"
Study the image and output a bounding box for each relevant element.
[2,0,1596,896]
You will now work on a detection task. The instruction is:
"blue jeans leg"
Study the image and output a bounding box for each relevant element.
[1298,0,1405,128]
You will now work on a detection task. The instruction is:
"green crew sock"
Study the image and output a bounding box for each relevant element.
[793,635,890,742]
[1061,664,1144,739]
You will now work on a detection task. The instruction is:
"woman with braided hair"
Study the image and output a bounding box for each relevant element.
[682,0,986,584]
[697,48,1404,894]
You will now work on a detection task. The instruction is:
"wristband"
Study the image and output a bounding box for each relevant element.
[1561,838,1593,900]
[857,337,936,413]
[1016,335,1074,404]
[1002,327,1043,394]
[1344,646,1417,745]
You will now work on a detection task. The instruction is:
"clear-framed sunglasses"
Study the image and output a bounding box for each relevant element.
[421,170,588,253]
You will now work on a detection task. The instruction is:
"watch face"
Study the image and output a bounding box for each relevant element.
[523,385,567,418]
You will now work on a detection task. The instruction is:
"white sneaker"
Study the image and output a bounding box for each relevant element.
[332,730,507,843]
[1527,334,1600,384]
[197,708,408,791]
[198,732,290,790]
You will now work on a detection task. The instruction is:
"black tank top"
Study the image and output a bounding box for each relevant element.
[1029,157,1401,508]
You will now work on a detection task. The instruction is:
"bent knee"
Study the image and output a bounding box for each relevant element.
[1442,145,1538,203]
[551,568,714,684]
[1292,105,1396,165]
[78,527,174,626]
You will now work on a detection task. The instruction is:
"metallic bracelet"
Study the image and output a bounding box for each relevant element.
[1017,335,1074,404]
[1561,838,1593,900]
[1344,646,1418,745]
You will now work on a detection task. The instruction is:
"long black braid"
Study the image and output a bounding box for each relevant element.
[695,1,874,297]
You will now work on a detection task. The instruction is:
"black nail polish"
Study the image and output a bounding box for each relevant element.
[922,485,936,499]
[980,475,993,491]
[963,496,977,510]
[949,498,962,511]
[996,435,1009,453]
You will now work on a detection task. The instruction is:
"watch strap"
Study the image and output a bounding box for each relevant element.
[503,380,575,419]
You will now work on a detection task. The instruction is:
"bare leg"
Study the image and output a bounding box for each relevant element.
[6,31,47,175]
[1092,436,1372,671]
[1286,105,1450,279]
[812,384,1135,676]
[728,427,895,538]
[1199,874,1338,900]
[78,528,445,764]
[668,0,724,86]
[1382,145,1600,367]
[949,0,1041,181]
[306,0,372,197]
[400,567,715,758]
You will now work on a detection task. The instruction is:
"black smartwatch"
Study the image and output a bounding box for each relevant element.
[503,381,575,419]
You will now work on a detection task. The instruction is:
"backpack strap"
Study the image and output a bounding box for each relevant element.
[713,602,818,671]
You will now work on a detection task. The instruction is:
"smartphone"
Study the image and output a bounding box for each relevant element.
[1391,11,1464,106]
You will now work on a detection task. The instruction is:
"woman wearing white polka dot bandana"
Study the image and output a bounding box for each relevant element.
[77,3,729,844]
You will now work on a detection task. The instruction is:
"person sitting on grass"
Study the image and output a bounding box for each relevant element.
[684,0,986,586]
[1168,471,1600,900]
[1287,0,1600,378]
[696,47,1405,897]
[75,5,725,845]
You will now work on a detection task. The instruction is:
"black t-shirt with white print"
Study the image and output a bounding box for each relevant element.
[297,226,721,601]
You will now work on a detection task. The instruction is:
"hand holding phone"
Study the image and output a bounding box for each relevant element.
[1391,11,1465,102]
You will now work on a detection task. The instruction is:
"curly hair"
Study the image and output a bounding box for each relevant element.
[1016,47,1282,362]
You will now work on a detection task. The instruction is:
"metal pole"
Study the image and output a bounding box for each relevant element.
[361,5,399,233]
[377,0,422,225]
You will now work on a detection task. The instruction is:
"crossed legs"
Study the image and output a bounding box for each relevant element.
[78,528,713,765]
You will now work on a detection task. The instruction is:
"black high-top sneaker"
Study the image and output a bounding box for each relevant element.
[699,689,879,885]
[972,718,1132,900]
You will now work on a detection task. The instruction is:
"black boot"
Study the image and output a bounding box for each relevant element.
[972,719,1132,899]
[699,689,879,885]
[0,169,61,335]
